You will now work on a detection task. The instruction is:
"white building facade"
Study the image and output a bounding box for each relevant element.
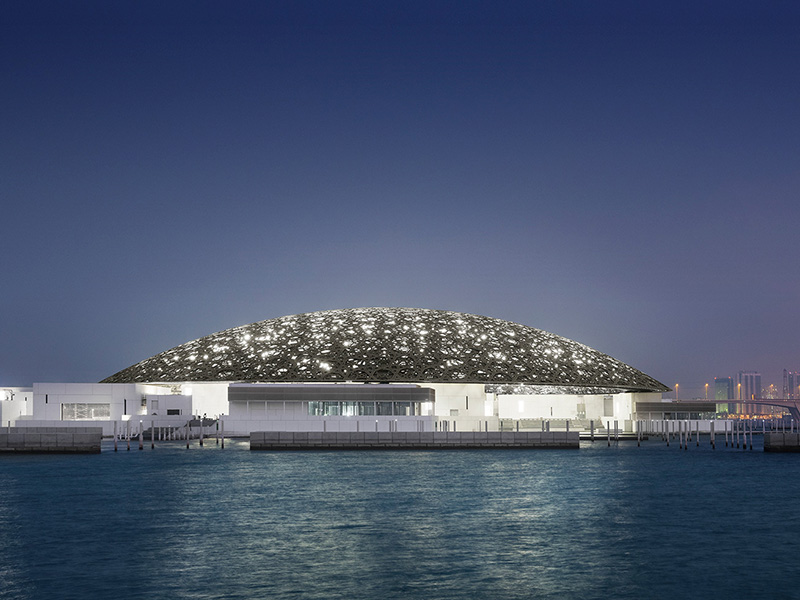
[5,308,668,436]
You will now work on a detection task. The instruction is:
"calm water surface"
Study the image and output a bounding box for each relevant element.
[1,438,799,600]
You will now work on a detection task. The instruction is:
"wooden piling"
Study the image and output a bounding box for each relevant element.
[114,420,118,452]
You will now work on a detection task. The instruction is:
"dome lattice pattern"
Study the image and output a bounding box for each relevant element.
[101,307,668,392]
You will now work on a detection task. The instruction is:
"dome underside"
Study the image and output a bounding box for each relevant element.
[101,308,668,392]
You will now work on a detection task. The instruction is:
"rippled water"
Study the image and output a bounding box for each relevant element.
[1,438,799,600]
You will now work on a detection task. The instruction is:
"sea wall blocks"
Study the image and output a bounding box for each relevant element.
[250,430,579,450]
[764,432,800,452]
[0,427,102,453]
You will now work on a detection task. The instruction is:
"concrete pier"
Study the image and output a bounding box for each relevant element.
[764,432,800,452]
[250,430,580,450]
[0,427,102,453]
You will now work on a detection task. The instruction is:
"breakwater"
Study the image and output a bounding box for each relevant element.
[764,431,800,452]
[0,426,102,453]
[250,430,579,450]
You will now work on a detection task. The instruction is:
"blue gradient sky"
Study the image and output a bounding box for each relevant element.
[3,1,799,397]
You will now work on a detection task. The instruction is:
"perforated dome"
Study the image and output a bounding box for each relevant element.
[101,307,668,392]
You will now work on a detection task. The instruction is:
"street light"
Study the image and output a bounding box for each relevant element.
[675,383,679,401]
[705,383,709,400]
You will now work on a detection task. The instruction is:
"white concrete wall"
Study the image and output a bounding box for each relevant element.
[226,397,435,435]
[181,382,229,418]
[145,394,192,417]
[427,383,491,418]
[32,383,140,421]
[495,392,654,423]
[222,415,435,436]
[0,387,33,425]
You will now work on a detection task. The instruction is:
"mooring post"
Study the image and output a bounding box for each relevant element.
[607,420,610,446]
[614,420,618,442]
[590,420,594,442]
[114,420,118,452]
[186,421,190,449]
[138,420,143,450]
[151,420,155,449]
[221,418,225,449]
[126,419,130,451]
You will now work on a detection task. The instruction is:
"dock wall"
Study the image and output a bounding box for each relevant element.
[0,427,103,453]
[250,430,579,450]
[764,432,800,452]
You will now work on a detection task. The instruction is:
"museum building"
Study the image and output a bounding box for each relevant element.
[2,308,668,436]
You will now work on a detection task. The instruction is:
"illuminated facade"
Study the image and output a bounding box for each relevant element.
[9,308,668,435]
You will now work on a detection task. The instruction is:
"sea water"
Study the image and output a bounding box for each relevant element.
[1,438,799,600]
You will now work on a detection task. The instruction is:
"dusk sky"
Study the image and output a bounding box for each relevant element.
[3,1,799,398]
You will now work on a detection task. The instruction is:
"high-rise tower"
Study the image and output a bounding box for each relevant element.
[783,369,800,399]
[738,371,762,415]
[715,377,735,414]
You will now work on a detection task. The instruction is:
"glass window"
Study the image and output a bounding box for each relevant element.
[358,402,375,416]
[377,402,393,416]
[341,402,357,416]
[61,403,111,420]
[395,402,411,416]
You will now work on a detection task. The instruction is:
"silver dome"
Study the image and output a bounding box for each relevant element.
[101,307,668,392]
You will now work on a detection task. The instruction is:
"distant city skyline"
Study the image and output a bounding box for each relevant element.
[674,368,800,402]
